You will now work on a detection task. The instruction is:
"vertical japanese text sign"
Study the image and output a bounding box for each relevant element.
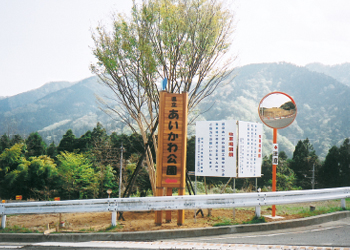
[195,120,237,177]
[238,121,263,178]
[155,91,188,225]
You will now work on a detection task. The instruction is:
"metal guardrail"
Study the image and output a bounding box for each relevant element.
[1,187,350,228]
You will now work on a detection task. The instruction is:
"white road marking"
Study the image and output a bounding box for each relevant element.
[32,241,350,250]
[178,226,344,241]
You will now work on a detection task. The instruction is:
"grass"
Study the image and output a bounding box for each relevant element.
[243,216,266,224]
[98,224,123,232]
[264,199,350,217]
[79,227,96,232]
[212,216,237,227]
[212,215,266,226]
[211,199,350,227]
[0,225,39,233]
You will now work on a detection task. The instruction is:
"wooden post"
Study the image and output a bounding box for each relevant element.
[177,187,185,225]
[58,213,62,231]
[166,187,172,222]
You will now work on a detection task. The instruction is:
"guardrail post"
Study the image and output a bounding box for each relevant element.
[111,211,117,227]
[1,215,6,229]
[255,206,261,217]
[341,198,346,210]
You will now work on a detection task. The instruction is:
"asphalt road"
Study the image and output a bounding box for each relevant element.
[1,215,350,249]
[263,116,295,128]
[171,216,350,247]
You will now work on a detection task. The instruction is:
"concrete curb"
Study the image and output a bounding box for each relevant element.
[1,210,349,243]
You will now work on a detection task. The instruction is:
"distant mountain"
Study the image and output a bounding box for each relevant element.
[0,81,75,112]
[0,77,125,143]
[197,62,350,158]
[1,62,349,159]
[306,63,350,87]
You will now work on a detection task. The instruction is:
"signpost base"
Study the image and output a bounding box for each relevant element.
[166,188,172,222]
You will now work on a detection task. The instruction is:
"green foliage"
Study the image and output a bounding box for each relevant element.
[338,138,350,186]
[0,146,58,200]
[5,121,350,201]
[25,156,59,199]
[186,136,195,172]
[319,146,340,187]
[318,138,350,188]
[0,143,26,174]
[57,151,99,199]
[91,122,108,148]
[259,155,272,188]
[0,134,11,154]
[259,151,297,191]
[276,152,297,191]
[290,139,318,189]
[0,225,39,233]
[25,132,47,157]
[47,141,58,159]
[110,133,144,160]
[242,216,266,224]
[125,155,152,195]
[10,134,23,146]
[99,223,123,231]
[96,164,118,198]
[293,205,346,218]
[57,129,76,153]
[75,130,93,152]
[212,217,236,227]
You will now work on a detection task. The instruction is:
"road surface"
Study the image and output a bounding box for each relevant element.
[1,217,349,249]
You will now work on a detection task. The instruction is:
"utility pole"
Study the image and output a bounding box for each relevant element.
[311,163,315,189]
[119,143,124,198]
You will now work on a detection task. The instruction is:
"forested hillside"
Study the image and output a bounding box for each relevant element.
[306,62,350,87]
[1,63,350,158]
[1,123,349,200]
[197,63,350,158]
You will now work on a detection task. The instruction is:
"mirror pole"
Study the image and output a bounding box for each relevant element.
[272,128,277,217]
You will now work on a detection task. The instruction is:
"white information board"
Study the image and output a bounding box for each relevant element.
[238,121,263,177]
[195,120,237,177]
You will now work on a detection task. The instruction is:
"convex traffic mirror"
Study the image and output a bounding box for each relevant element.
[258,91,297,129]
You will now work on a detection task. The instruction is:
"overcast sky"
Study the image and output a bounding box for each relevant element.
[1,0,350,97]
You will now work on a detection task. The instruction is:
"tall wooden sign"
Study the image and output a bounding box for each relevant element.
[155,91,188,226]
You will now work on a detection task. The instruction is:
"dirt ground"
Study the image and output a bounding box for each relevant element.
[6,208,302,233]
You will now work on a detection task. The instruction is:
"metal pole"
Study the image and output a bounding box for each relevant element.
[119,143,123,199]
[112,211,117,227]
[233,178,236,219]
[1,215,6,229]
[341,198,346,210]
[272,128,277,217]
[312,163,315,189]
[194,174,197,223]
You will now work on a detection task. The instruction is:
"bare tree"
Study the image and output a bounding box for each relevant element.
[91,0,236,194]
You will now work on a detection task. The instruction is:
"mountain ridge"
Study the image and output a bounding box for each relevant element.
[1,62,349,159]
